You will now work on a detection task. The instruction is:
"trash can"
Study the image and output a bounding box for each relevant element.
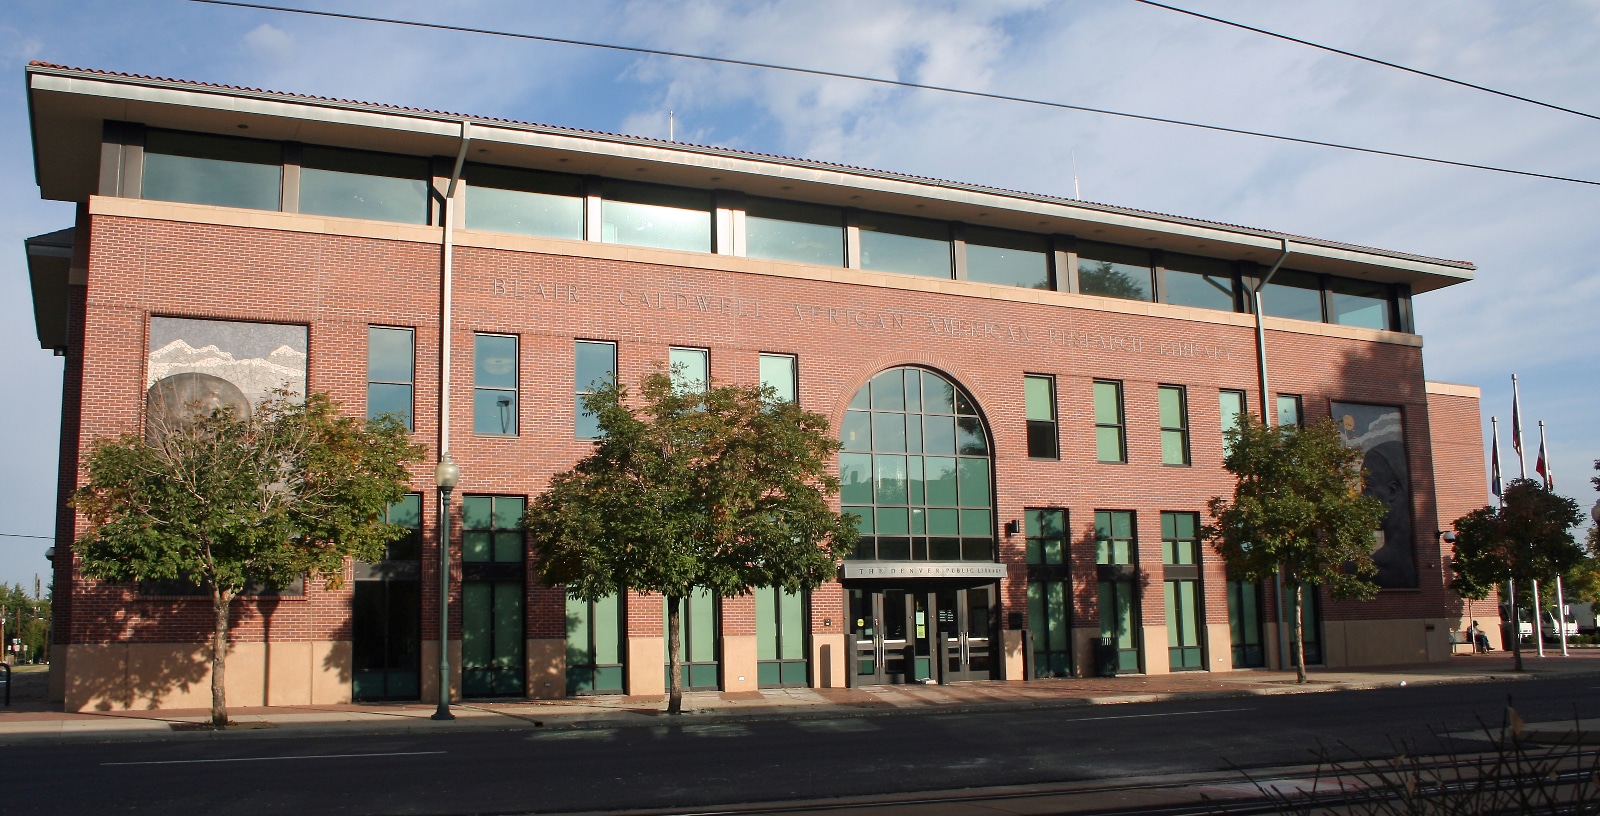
[1092,638,1120,677]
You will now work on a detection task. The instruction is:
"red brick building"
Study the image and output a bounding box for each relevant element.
[23,63,1493,711]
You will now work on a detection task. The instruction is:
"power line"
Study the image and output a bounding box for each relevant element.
[0,534,53,540]
[183,0,1600,188]
[1128,0,1600,123]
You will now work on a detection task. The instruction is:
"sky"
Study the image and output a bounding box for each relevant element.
[1,0,1597,591]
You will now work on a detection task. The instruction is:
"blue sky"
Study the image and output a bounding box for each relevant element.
[2,1,1597,590]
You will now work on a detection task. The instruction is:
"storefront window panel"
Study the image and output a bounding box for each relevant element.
[299,146,429,224]
[566,593,625,695]
[965,227,1050,290]
[745,198,845,267]
[142,130,282,211]
[756,587,809,687]
[858,212,952,278]
[464,164,584,239]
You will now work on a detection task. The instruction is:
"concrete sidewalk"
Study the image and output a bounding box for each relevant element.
[3,650,1598,744]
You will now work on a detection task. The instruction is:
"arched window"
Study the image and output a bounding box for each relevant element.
[839,368,994,562]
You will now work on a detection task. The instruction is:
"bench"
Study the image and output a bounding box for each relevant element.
[1449,630,1476,655]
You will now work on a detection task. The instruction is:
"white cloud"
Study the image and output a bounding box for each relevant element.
[243,22,294,61]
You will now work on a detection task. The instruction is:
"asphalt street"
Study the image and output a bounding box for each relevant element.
[3,674,1594,815]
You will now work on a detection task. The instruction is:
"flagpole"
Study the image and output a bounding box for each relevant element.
[1511,377,1539,658]
[1541,420,1570,657]
[1491,416,1513,656]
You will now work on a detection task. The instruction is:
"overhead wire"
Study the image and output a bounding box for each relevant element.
[1127,0,1600,123]
[182,0,1600,188]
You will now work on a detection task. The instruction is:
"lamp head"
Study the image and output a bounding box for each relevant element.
[434,453,460,490]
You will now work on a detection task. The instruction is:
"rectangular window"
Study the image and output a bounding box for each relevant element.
[1227,579,1265,668]
[460,495,526,697]
[352,493,422,701]
[473,334,518,436]
[464,164,584,239]
[575,340,617,439]
[1328,277,1394,330]
[1024,509,1071,678]
[1024,375,1058,459]
[1077,241,1153,302]
[1158,385,1190,466]
[665,589,721,691]
[142,129,282,211]
[1276,394,1303,428]
[566,593,625,695]
[1164,577,1203,670]
[1095,510,1139,672]
[669,347,709,393]
[601,181,712,252]
[1163,254,1236,311]
[857,212,952,278]
[1219,390,1247,455]
[965,227,1050,290]
[759,353,798,403]
[756,586,808,687]
[744,198,844,267]
[298,146,430,225]
[1260,269,1324,322]
[1160,511,1199,566]
[367,326,414,430]
[1093,380,1126,463]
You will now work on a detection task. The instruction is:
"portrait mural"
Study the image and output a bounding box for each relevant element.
[145,317,308,444]
[1332,401,1416,588]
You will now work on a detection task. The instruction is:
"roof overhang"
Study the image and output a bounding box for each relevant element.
[26,63,1475,293]
[25,227,73,352]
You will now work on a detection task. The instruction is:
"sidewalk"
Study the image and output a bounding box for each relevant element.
[3,651,1598,744]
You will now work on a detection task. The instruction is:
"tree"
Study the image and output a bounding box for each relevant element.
[1450,478,1586,670]
[73,392,424,726]
[1202,416,1387,683]
[523,369,856,714]
[1079,261,1151,300]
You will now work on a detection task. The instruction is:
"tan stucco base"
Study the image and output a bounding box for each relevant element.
[1322,618,1451,667]
[61,641,351,712]
[1001,630,1024,680]
[721,635,757,691]
[627,636,664,696]
[1207,623,1234,672]
[527,638,564,699]
[811,632,846,688]
[419,640,462,704]
[1141,626,1169,675]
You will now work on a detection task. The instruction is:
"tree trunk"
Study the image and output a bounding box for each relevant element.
[667,595,683,715]
[211,589,232,727]
[1293,584,1307,685]
[1510,581,1524,672]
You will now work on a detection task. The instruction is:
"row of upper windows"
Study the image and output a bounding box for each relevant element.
[369,326,1301,461]
[1025,509,1202,568]
[131,126,1409,332]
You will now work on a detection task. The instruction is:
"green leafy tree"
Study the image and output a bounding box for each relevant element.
[73,392,425,725]
[0,584,49,664]
[1449,478,1585,671]
[524,369,856,714]
[1078,261,1150,300]
[1202,416,1387,683]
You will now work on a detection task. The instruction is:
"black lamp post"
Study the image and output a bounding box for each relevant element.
[432,453,460,721]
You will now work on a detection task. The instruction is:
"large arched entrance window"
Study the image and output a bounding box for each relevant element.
[839,367,994,562]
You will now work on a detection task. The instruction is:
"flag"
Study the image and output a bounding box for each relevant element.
[1535,424,1552,489]
[1511,375,1525,475]
[1490,425,1503,498]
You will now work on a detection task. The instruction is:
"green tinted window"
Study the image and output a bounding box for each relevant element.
[1261,269,1324,322]
[1094,381,1125,463]
[1159,386,1189,466]
[965,227,1049,290]
[473,334,517,436]
[1276,394,1302,428]
[745,198,844,266]
[299,146,429,224]
[368,326,414,430]
[1025,509,1067,566]
[669,347,709,393]
[575,341,616,438]
[142,130,281,210]
[858,213,951,278]
[464,164,584,239]
[1329,277,1393,330]
[1077,241,1152,301]
[1095,510,1135,565]
[1163,254,1235,311]
[1219,390,1246,454]
[601,182,711,252]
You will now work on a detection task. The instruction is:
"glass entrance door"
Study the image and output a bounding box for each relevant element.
[851,585,993,685]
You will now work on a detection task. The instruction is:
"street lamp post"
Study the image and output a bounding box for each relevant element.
[433,453,460,721]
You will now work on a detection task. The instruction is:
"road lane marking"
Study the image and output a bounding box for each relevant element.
[1054,706,1254,723]
[102,751,445,766]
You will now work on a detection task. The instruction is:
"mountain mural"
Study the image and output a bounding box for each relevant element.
[147,339,307,404]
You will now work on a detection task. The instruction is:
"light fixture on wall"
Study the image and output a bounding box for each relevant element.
[1003,520,1020,537]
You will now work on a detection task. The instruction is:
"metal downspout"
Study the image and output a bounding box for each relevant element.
[437,122,471,709]
[1250,238,1292,669]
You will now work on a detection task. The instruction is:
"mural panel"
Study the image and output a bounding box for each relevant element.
[145,317,307,444]
[1332,401,1416,588]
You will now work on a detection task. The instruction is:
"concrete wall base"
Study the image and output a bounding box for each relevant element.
[61,641,352,712]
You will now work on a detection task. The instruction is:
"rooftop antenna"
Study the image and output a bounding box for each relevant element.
[1071,150,1082,200]
[669,110,674,142]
